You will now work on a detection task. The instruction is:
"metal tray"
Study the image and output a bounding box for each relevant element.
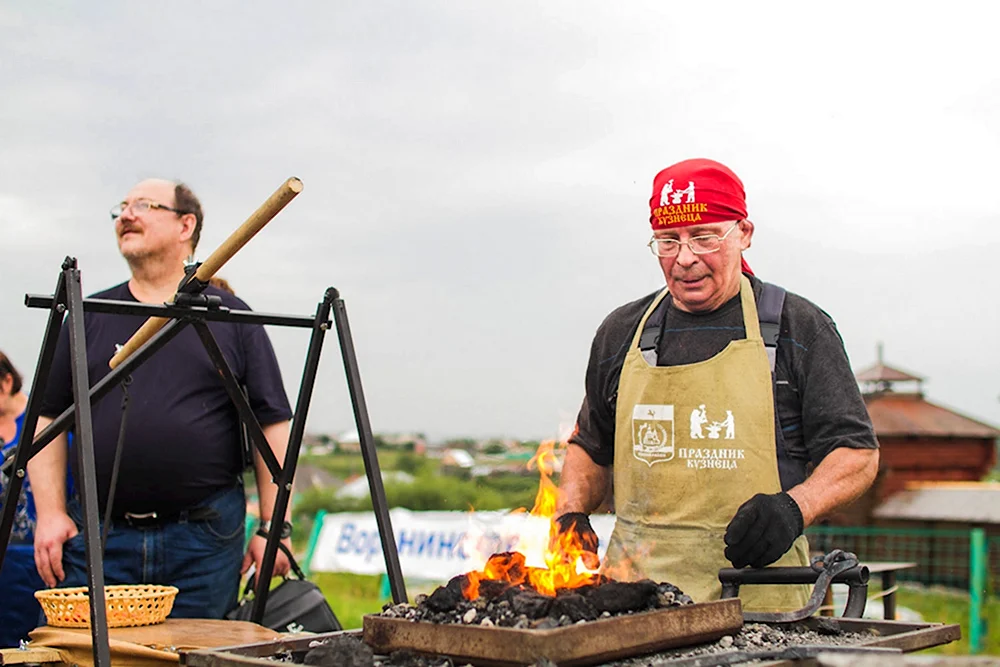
[364,598,744,667]
[803,617,961,652]
[180,610,960,667]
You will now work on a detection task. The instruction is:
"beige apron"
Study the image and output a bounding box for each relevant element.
[603,276,810,612]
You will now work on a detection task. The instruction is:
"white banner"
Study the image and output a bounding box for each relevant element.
[309,509,616,581]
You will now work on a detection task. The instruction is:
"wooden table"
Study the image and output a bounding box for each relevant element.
[862,561,918,620]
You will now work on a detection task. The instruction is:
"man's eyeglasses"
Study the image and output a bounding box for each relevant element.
[110,199,189,221]
[648,221,741,258]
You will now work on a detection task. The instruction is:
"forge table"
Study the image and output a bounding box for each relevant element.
[179,615,961,667]
[860,562,918,620]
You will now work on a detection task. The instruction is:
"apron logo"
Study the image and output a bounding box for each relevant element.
[632,404,675,467]
[689,405,736,440]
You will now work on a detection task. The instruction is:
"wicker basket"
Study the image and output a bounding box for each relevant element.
[35,584,179,628]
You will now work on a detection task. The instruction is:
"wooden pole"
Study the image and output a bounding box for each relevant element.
[108,177,303,369]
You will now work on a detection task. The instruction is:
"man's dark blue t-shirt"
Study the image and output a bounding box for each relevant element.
[39,282,293,514]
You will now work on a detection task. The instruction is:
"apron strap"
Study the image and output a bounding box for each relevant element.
[638,290,671,366]
[637,277,783,368]
[757,282,786,372]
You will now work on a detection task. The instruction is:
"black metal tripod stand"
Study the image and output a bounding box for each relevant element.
[0,257,407,667]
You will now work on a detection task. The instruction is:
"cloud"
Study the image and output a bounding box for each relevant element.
[1,1,998,439]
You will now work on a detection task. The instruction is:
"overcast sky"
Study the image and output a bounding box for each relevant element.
[2,2,998,441]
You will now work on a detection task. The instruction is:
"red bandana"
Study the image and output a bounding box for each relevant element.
[649,158,753,275]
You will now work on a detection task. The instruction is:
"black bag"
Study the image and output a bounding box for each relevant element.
[226,541,341,634]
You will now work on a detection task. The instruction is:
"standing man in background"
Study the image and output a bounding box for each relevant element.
[28,179,295,618]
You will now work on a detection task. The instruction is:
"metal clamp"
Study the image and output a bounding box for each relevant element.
[719,549,869,622]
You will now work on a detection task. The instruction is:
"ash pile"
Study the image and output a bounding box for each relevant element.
[380,551,693,629]
[609,620,873,666]
[300,636,449,667]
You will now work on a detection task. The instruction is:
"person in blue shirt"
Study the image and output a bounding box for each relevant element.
[0,350,44,647]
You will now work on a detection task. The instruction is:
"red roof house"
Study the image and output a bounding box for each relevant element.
[830,345,998,524]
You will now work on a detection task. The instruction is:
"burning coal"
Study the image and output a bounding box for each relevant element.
[461,441,605,598]
[382,555,692,629]
[381,442,692,629]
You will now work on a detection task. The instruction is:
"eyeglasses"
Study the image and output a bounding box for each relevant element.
[647,221,741,258]
[110,199,189,221]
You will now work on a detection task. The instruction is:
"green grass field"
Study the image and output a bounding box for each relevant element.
[893,583,999,655]
[313,572,441,630]
[313,572,385,630]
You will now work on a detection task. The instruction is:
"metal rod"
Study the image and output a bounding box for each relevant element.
[718,565,869,587]
[720,552,869,623]
[190,321,281,478]
[333,292,407,604]
[251,288,336,622]
[843,580,870,619]
[65,265,112,667]
[0,269,68,570]
[25,295,318,328]
[28,319,189,460]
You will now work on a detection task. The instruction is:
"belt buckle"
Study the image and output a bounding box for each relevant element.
[123,511,158,528]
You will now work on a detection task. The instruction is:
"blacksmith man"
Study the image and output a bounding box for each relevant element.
[554,158,879,611]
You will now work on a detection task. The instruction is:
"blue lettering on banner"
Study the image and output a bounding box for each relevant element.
[398,529,416,552]
[334,523,381,562]
[456,532,471,560]
[437,532,465,559]
[415,532,436,556]
[336,523,356,553]
[335,523,518,565]
[392,530,474,560]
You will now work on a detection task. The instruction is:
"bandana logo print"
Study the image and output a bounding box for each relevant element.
[632,404,675,467]
[659,179,696,206]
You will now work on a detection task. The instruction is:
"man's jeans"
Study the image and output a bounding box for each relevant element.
[1,544,45,647]
[62,484,245,619]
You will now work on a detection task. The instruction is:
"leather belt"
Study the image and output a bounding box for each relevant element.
[117,506,220,528]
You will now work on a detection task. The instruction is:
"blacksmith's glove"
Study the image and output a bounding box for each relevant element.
[552,512,600,570]
[724,492,803,569]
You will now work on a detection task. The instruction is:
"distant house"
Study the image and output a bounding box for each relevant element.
[295,463,343,493]
[338,429,362,453]
[379,432,428,454]
[335,471,415,499]
[441,449,475,469]
[831,346,999,525]
[870,481,1000,589]
[874,482,1000,527]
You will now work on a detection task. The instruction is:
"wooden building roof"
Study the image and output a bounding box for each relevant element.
[874,482,1000,524]
[864,392,1000,439]
[855,362,923,383]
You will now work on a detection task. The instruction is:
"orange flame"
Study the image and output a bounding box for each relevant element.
[461,440,600,599]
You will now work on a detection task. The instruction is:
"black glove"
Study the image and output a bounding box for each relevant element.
[552,512,600,569]
[724,492,803,569]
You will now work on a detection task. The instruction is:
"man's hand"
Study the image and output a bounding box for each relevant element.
[552,512,600,570]
[242,534,292,578]
[33,511,79,588]
[724,492,803,569]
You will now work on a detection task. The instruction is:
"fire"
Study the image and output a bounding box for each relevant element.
[461,440,600,599]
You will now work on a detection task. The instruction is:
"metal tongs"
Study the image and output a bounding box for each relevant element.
[718,549,869,622]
